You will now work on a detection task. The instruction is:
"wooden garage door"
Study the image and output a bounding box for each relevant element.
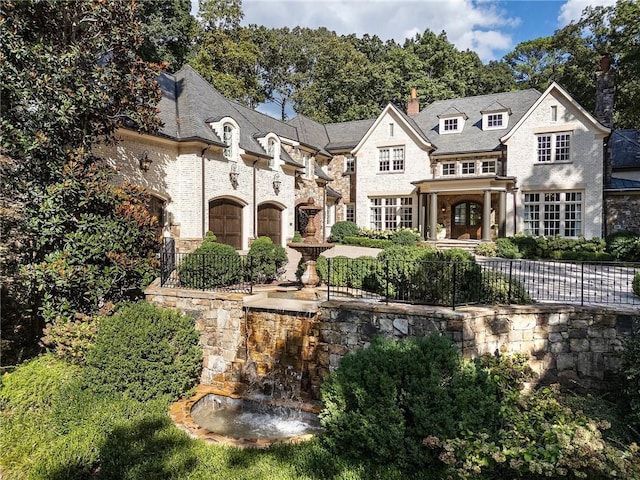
[209,199,242,249]
[257,203,282,245]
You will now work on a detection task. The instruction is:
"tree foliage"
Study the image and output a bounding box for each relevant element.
[1,0,163,354]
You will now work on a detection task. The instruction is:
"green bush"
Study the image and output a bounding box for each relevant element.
[329,221,359,243]
[634,272,640,297]
[606,231,640,261]
[342,235,393,248]
[390,228,421,246]
[320,335,499,474]
[318,256,378,290]
[178,235,243,288]
[292,230,302,242]
[246,236,287,283]
[475,241,498,257]
[84,302,201,402]
[496,237,522,258]
[481,271,531,304]
[510,234,539,258]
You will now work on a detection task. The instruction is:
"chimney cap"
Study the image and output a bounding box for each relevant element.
[410,87,417,99]
[600,53,611,73]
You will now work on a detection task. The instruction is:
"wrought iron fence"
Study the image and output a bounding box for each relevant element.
[159,250,640,308]
[325,257,640,308]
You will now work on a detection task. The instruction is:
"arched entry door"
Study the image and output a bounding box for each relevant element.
[452,201,482,239]
[209,199,242,249]
[257,203,282,245]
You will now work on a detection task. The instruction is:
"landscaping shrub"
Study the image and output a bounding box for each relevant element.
[84,302,201,402]
[606,231,640,261]
[246,236,287,283]
[480,271,531,304]
[329,221,359,243]
[318,256,378,290]
[375,245,432,297]
[510,234,539,259]
[390,228,421,246]
[178,233,243,288]
[496,237,522,258]
[320,335,499,475]
[475,241,498,257]
[342,235,392,248]
[634,271,640,297]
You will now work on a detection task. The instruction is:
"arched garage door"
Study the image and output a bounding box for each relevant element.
[257,203,282,245]
[209,199,242,249]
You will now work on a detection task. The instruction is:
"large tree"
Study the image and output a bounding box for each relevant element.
[1,0,163,360]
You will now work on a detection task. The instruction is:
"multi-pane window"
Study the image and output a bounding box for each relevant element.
[223,124,233,159]
[379,147,404,172]
[345,204,355,223]
[487,114,503,128]
[379,149,390,171]
[537,132,571,163]
[461,161,475,175]
[444,118,458,131]
[344,156,355,173]
[481,160,496,174]
[392,147,404,171]
[370,197,413,230]
[523,191,583,237]
[442,163,456,176]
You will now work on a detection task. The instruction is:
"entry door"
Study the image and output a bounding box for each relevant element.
[209,199,242,249]
[257,203,282,245]
[452,202,482,239]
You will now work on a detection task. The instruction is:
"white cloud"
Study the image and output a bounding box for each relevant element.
[241,0,521,61]
[558,0,616,26]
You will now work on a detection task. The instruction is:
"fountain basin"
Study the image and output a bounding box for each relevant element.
[170,386,322,448]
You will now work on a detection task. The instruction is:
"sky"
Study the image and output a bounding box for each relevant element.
[193,0,616,62]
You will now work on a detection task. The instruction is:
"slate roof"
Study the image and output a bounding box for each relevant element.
[287,115,332,156]
[412,89,542,155]
[325,119,376,151]
[157,66,303,166]
[608,177,640,190]
[610,129,640,170]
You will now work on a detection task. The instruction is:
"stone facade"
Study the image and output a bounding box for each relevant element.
[146,282,639,400]
[606,194,640,235]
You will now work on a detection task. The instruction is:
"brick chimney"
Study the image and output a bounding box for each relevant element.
[407,88,420,116]
[595,53,615,129]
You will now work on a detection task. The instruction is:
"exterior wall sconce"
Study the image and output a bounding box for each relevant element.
[229,163,239,189]
[273,173,281,195]
[139,150,152,172]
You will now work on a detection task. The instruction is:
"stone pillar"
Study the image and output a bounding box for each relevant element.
[482,190,492,241]
[499,190,507,238]
[429,192,438,240]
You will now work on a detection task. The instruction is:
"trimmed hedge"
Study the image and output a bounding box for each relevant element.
[246,236,287,283]
[496,235,612,261]
[329,221,359,243]
[84,302,202,402]
[633,271,640,297]
[606,231,640,261]
[178,235,243,288]
[342,235,393,249]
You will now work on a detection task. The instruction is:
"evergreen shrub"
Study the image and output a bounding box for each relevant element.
[178,234,243,288]
[621,335,640,428]
[342,235,392,248]
[606,231,640,261]
[320,335,499,474]
[84,302,201,402]
[390,228,421,246]
[496,237,522,258]
[329,221,359,243]
[475,241,498,257]
[480,271,531,304]
[246,236,287,283]
[633,271,640,297]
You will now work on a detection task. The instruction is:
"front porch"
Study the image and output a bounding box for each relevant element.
[413,176,516,241]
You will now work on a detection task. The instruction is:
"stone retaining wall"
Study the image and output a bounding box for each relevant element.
[146,281,639,399]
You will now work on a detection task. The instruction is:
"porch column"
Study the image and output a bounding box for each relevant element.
[482,189,492,241]
[429,192,438,240]
[498,190,507,238]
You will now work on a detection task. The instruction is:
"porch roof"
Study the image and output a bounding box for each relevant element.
[411,175,516,193]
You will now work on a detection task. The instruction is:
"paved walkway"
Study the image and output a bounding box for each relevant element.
[282,245,381,281]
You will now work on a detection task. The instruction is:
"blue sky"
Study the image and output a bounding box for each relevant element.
[193,0,615,62]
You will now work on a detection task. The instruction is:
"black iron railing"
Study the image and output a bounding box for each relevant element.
[159,250,640,308]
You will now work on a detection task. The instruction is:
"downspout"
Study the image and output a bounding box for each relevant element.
[201,145,212,238]
[322,184,327,242]
[253,160,258,240]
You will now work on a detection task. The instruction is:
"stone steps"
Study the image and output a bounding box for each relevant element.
[427,240,482,253]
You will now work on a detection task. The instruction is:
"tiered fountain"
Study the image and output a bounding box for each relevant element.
[287,197,334,299]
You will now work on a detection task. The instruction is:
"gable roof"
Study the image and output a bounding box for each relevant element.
[501,82,610,144]
[610,129,640,170]
[325,118,376,151]
[414,89,541,155]
[352,103,433,154]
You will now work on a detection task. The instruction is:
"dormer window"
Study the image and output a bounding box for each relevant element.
[481,102,510,131]
[223,123,234,159]
[438,108,467,134]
